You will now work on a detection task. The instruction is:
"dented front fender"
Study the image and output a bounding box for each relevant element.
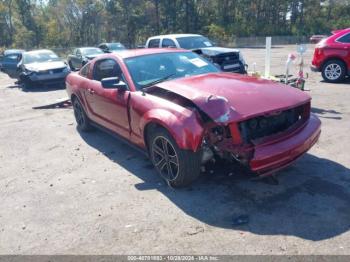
[140,108,204,152]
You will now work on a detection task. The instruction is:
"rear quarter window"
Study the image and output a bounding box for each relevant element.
[337,33,350,43]
[4,54,19,61]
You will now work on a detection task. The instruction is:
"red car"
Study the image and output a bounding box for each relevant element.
[311,28,350,82]
[66,49,321,187]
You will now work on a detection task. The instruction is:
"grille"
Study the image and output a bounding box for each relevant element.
[37,68,64,75]
[239,104,308,143]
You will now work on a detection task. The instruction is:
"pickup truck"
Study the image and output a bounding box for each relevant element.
[145,34,247,74]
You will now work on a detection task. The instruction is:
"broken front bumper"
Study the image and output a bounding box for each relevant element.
[249,114,321,175]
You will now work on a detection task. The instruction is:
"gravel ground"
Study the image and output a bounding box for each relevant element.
[0,45,349,255]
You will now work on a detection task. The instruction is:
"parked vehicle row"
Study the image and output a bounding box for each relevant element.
[0,34,249,89]
[0,34,327,187]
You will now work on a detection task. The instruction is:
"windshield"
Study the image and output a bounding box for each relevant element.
[109,43,126,50]
[124,52,219,90]
[176,36,214,49]
[23,51,61,64]
[81,48,104,56]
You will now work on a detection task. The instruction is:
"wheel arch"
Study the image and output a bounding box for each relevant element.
[321,57,348,74]
[141,109,204,153]
[70,92,88,113]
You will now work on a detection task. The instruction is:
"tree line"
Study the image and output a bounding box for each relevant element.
[0,0,349,49]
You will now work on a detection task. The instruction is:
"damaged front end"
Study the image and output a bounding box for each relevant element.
[147,84,321,177]
[198,101,321,176]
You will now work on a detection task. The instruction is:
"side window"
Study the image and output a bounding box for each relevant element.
[93,59,123,83]
[4,54,18,62]
[76,49,81,56]
[337,33,350,43]
[162,38,176,48]
[80,63,90,78]
[148,39,160,48]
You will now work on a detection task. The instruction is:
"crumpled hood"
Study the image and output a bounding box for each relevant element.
[156,72,311,124]
[25,61,67,71]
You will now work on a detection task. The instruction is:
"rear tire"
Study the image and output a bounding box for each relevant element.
[148,127,201,187]
[321,60,346,83]
[72,97,93,132]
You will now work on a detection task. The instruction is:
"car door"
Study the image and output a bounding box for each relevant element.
[2,53,21,78]
[336,32,350,69]
[85,58,130,138]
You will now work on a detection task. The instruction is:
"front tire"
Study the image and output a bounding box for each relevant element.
[148,128,201,187]
[321,60,346,83]
[72,98,93,132]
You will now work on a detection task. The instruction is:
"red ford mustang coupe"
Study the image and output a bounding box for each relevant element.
[66,49,321,187]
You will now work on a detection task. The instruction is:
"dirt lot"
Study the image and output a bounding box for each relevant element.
[0,45,349,255]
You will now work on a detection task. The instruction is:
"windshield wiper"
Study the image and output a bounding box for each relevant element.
[141,73,176,89]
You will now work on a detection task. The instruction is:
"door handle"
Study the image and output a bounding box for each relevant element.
[88,88,95,94]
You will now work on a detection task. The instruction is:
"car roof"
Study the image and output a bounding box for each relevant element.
[23,49,55,55]
[148,34,202,40]
[332,28,350,35]
[103,48,188,59]
[103,42,123,45]
[79,47,100,50]
[4,49,25,55]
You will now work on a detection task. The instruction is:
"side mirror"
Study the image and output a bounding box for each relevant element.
[101,77,127,90]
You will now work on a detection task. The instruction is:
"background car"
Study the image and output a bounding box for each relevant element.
[311,28,350,82]
[98,42,126,53]
[67,47,104,70]
[145,34,247,74]
[66,49,320,187]
[310,35,328,44]
[0,49,25,79]
[18,49,70,89]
